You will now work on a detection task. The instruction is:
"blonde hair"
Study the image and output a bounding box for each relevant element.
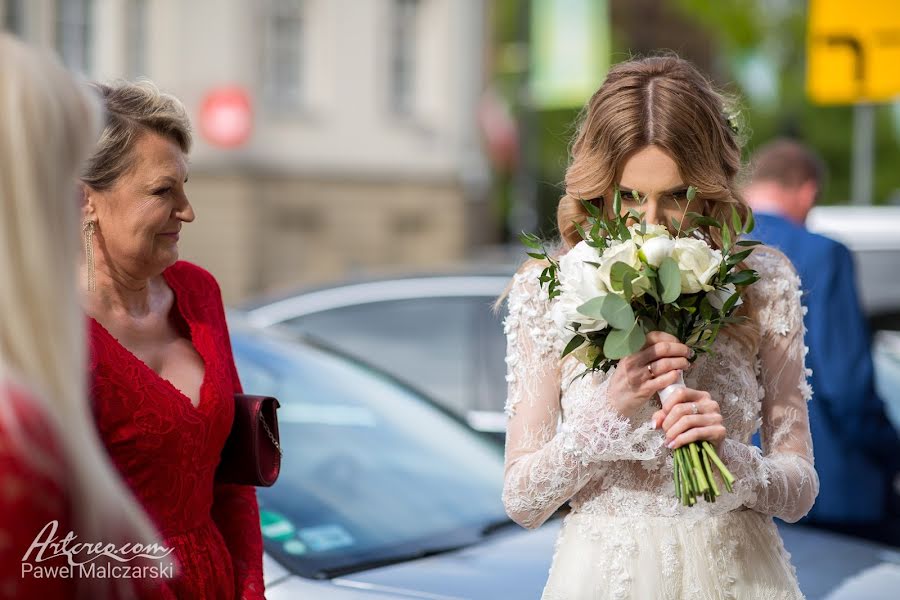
[0,34,160,598]
[81,79,192,190]
[512,55,758,351]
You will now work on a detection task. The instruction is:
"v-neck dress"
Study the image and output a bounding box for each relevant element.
[88,261,264,599]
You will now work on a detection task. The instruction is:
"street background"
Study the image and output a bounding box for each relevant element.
[4,0,898,303]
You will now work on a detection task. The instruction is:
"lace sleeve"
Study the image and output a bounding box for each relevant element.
[502,265,662,529]
[719,248,819,523]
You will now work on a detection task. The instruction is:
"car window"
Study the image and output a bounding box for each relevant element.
[231,333,507,579]
[473,300,508,412]
[282,298,481,416]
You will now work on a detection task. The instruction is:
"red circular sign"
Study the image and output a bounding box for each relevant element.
[199,87,253,148]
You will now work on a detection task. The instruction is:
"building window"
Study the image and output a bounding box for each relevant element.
[3,0,25,36]
[262,0,304,109]
[127,0,148,76]
[56,0,93,74]
[390,0,420,116]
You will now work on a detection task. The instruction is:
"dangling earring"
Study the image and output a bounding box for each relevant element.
[83,220,96,292]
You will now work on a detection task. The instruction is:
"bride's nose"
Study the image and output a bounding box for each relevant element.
[642,196,660,225]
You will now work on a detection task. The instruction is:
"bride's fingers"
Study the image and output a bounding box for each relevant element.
[666,424,727,450]
[661,387,711,415]
[663,412,723,445]
[661,396,718,431]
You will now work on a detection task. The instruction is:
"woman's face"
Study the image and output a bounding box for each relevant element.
[85,131,193,278]
[617,145,699,229]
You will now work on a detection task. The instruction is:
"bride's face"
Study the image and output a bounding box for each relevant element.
[617,145,699,229]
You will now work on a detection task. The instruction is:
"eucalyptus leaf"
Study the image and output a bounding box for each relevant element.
[687,186,697,201]
[598,293,635,330]
[610,261,640,291]
[576,296,607,320]
[659,257,681,304]
[603,321,646,359]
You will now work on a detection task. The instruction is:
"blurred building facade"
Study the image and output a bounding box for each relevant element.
[2,0,492,302]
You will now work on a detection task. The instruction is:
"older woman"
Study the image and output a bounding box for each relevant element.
[80,81,264,599]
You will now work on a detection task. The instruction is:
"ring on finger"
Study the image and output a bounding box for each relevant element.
[690,402,699,415]
[647,363,654,377]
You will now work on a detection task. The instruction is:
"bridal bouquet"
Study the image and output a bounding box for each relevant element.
[522,187,760,506]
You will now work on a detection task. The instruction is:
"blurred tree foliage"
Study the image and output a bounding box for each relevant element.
[490,0,899,241]
[673,0,899,206]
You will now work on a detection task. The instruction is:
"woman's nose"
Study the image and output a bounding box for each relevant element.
[642,197,660,225]
[176,195,195,222]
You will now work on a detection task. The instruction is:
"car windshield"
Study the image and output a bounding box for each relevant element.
[230,329,509,579]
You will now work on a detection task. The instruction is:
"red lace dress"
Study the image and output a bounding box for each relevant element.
[0,382,76,599]
[88,261,265,599]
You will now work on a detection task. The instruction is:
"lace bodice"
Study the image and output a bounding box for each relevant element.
[502,246,819,529]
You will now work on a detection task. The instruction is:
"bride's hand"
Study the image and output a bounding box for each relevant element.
[607,331,692,419]
[652,387,726,451]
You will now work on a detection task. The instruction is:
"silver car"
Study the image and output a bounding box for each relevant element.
[228,319,561,598]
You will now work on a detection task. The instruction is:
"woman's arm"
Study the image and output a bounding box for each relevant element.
[502,266,662,529]
[202,271,265,599]
[718,249,819,523]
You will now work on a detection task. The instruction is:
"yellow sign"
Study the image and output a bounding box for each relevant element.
[807,0,900,104]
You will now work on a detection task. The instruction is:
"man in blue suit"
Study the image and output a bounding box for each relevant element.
[745,139,900,546]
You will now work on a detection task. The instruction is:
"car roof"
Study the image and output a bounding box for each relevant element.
[807,205,900,251]
[242,273,513,328]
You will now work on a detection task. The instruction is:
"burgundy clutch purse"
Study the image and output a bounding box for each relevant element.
[216,394,282,487]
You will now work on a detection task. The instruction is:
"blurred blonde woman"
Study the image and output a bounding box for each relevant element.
[0,34,164,599]
[502,55,817,598]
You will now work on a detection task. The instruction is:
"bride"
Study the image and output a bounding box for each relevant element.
[502,55,818,599]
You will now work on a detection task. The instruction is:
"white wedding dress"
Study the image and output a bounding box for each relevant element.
[502,246,818,600]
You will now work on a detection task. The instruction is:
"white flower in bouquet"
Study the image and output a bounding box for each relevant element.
[639,235,676,267]
[552,241,609,334]
[672,237,723,293]
[629,222,669,244]
[597,240,651,297]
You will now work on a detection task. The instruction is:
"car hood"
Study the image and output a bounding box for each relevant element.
[265,519,562,599]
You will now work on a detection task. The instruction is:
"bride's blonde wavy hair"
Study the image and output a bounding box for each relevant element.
[514,55,759,353]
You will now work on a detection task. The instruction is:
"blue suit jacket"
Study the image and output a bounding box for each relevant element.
[753,213,900,523]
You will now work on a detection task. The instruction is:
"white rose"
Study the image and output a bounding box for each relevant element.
[629,223,669,245]
[597,240,650,298]
[553,241,609,333]
[639,236,676,267]
[707,282,743,311]
[671,237,723,293]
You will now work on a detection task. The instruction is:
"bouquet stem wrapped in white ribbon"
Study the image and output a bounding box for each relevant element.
[523,186,759,506]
